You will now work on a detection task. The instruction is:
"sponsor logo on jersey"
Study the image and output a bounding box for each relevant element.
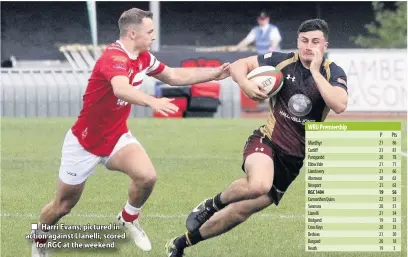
[116,99,129,107]
[264,52,272,59]
[288,94,312,117]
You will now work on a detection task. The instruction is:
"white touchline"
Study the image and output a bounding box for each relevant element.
[0,212,304,219]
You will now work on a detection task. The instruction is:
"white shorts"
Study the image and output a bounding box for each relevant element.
[58,129,141,185]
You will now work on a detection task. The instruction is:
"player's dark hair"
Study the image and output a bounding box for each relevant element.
[297,19,329,40]
[118,8,153,37]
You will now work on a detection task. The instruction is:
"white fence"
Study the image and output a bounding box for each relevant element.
[1,49,406,118]
[0,69,241,118]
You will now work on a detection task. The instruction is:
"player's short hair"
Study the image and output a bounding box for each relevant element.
[297,19,329,40]
[118,8,153,37]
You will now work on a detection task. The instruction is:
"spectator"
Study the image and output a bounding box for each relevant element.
[230,11,282,54]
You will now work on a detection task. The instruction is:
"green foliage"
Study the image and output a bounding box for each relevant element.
[352,2,407,48]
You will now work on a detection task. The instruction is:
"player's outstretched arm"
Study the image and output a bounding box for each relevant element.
[111,76,179,116]
[310,49,347,114]
[152,64,230,86]
[230,56,268,101]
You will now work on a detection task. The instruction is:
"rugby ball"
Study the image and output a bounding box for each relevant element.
[247,66,284,97]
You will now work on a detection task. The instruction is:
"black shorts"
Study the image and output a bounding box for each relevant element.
[242,128,304,205]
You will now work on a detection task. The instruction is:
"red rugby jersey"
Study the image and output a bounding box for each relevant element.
[71,40,165,156]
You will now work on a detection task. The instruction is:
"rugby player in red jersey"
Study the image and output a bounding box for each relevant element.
[31,8,229,257]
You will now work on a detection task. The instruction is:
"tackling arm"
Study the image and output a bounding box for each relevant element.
[153,65,229,86]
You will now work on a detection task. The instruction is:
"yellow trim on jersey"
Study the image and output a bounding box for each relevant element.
[321,105,331,121]
[275,52,299,71]
[185,232,192,245]
[261,54,335,139]
[323,59,333,81]
[321,59,333,121]
[260,112,276,140]
[261,53,298,139]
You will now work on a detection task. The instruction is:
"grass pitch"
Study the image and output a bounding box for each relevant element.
[1,118,406,257]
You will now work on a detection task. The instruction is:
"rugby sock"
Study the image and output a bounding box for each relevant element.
[33,223,50,244]
[174,231,204,249]
[122,201,140,222]
[213,193,227,210]
[205,193,227,211]
[174,234,189,249]
[187,230,204,245]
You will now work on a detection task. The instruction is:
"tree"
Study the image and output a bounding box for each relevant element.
[352,2,407,48]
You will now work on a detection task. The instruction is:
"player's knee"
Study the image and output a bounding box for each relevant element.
[234,212,249,223]
[133,169,157,188]
[248,181,272,199]
[142,172,157,187]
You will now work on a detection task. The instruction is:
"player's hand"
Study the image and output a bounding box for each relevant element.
[310,48,323,73]
[149,98,179,116]
[241,80,269,101]
[213,63,231,80]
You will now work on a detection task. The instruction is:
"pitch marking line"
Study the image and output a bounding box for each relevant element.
[1,212,303,219]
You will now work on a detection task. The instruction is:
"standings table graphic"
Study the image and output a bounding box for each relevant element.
[305,122,401,252]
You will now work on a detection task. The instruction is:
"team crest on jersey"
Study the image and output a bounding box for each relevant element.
[337,78,347,86]
[112,63,126,71]
[288,94,312,117]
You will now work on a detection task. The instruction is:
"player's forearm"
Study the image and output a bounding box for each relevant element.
[114,86,156,106]
[312,72,347,114]
[230,59,250,89]
[168,68,219,85]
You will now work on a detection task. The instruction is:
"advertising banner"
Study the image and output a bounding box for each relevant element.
[328,50,407,112]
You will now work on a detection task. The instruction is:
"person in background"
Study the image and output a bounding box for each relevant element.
[230,11,282,54]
